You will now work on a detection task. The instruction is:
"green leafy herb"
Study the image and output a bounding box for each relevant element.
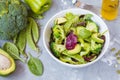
[3,42,25,63]
[28,54,43,76]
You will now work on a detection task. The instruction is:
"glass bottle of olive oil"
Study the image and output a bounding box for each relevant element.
[101,0,119,20]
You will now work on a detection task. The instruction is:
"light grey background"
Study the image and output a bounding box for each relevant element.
[0,0,120,80]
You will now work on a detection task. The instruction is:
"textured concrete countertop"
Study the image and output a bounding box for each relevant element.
[0,0,120,80]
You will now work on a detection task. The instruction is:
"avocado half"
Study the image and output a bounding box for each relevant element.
[0,49,15,76]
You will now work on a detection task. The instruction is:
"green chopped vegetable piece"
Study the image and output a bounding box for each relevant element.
[50,42,65,57]
[67,44,81,55]
[62,51,85,64]
[90,40,102,54]
[55,17,67,24]
[53,25,65,44]
[60,56,77,64]
[91,33,104,43]
[28,54,43,76]
[80,43,90,56]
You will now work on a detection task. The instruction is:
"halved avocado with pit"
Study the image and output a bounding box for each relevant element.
[0,49,15,76]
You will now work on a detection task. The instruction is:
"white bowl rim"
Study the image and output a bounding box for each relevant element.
[43,8,110,68]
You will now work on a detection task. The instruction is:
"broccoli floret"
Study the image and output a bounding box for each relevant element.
[91,40,102,54]
[0,0,28,40]
[53,25,65,44]
[80,43,90,56]
[50,42,65,57]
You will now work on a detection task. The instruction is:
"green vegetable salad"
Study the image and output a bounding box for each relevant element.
[50,13,105,65]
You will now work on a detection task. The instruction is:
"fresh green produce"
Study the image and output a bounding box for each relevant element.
[15,29,26,56]
[30,18,39,43]
[0,49,15,76]
[1,17,42,76]
[26,17,39,51]
[0,0,28,40]
[28,54,43,76]
[50,13,105,64]
[3,42,25,63]
[25,0,52,15]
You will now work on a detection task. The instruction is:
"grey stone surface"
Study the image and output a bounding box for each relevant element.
[0,0,120,80]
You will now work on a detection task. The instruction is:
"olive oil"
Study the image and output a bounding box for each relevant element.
[101,0,119,20]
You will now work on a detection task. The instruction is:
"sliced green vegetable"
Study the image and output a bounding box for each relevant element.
[60,56,77,64]
[55,17,67,24]
[60,56,81,64]
[62,51,85,64]
[80,43,90,56]
[28,54,43,76]
[53,25,65,44]
[67,44,81,55]
[50,42,65,57]
[3,42,25,63]
[91,33,104,43]
[90,40,102,54]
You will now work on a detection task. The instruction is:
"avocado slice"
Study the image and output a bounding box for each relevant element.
[67,44,81,55]
[92,33,104,43]
[0,49,15,76]
[55,17,67,24]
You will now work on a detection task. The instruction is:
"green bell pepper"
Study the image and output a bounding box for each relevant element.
[25,0,52,14]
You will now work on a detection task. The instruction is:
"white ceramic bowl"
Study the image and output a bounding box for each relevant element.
[43,8,110,68]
